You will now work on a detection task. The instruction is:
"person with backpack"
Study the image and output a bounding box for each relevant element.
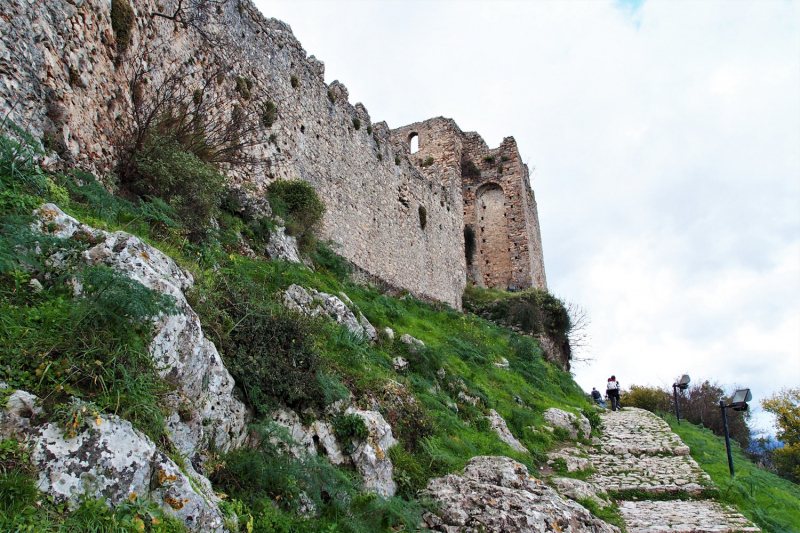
[606,375,621,411]
[591,387,606,407]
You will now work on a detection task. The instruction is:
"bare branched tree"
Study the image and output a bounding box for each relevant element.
[116,35,271,184]
[150,0,229,45]
[565,301,593,363]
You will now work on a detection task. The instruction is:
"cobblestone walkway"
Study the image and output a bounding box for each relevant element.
[590,408,760,533]
[618,500,760,533]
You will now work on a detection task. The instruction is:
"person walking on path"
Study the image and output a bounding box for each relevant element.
[606,375,621,411]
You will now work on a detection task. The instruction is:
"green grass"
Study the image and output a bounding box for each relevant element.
[667,414,800,533]
[0,124,600,532]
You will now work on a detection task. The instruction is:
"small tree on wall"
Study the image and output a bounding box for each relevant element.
[418,205,427,230]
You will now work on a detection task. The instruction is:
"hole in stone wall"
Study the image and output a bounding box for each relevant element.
[409,133,419,154]
[300,125,305,133]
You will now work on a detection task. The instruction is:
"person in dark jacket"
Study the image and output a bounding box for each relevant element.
[591,387,606,407]
[606,375,621,411]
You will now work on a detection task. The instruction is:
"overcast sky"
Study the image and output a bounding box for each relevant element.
[254,0,800,434]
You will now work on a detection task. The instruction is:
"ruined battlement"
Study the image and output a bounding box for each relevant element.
[391,119,546,292]
[0,0,545,308]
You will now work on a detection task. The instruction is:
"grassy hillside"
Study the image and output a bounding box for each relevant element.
[0,126,596,532]
[666,414,800,533]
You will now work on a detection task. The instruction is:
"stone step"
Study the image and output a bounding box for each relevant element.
[618,500,760,533]
[588,409,712,495]
[596,408,691,456]
[588,451,712,494]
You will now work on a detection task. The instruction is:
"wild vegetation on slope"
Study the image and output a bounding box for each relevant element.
[667,415,800,533]
[0,123,596,532]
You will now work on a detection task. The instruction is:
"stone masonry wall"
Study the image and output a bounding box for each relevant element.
[392,119,547,291]
[1,0,544,307]
[0,0,466,307]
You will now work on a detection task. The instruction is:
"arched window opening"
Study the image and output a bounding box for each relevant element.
[408,133,419,154]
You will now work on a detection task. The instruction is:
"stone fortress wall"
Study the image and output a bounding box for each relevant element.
[0,0,544,309]
[392,119,546,292]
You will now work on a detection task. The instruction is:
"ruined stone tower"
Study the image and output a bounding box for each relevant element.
[391,118,546,292]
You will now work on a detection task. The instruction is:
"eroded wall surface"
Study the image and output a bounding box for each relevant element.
[0,0,466,307]
[392,120,546,292]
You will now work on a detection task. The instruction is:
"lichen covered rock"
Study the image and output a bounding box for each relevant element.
[344,408,398,497]
[283,284,377,342]
[32,204,249,456]
[487,409,528,453]
[1,392,224,533]
[543,407,591,440]
[264,226,301,263]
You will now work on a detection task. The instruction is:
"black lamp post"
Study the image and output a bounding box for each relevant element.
[672,374,690,425]
[719,388,752,478]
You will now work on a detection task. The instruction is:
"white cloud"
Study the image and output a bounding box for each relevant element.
[255,0,800,434]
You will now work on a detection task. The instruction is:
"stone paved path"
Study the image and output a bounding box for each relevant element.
[588,408,711,495]
[589,408,760,533]
[618,500,760,533]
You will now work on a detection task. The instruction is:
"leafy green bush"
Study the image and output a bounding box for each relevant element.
[621,384,672,413]
[327,89,336,104]
[266,178,325,254]
[462,159,480,177]
[111,0,135,51]
[131,133,225,240]
[464,287,571,350]
[332,413,369,454]
[418,206,427,230]
[353,117,361,130]
[235,76,253,100]
[420,156,434,168]
[395,155,401,166]
[761,388,800,483]
[261,101,277,128]
[290,75,299,88]
[367,125,373,135]
[222,310,323,414]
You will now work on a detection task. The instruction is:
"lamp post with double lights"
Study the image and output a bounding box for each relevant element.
[719,388,752,478]
[672,374,690,425]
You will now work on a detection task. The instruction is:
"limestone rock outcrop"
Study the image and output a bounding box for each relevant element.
[1,392,224,533]
[264,226,301,263]
[32,204,249,456]
[547,447,591,472]
[487,409,528,453]
[0,388,43,440]
[423,456,619,533]
[270,408,345,465]
[542,408,591,440]
[270,406,398,497]
[283,284,376,342]
[344,407,398,497]
[551,477,609,508]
